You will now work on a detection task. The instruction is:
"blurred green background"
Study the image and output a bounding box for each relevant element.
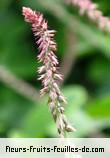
[0,0,110,138]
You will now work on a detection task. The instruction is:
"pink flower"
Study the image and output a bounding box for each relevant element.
[22,7,74,137]
[66,0,110,32]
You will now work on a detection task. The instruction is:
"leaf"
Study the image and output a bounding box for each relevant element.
[86,96,110,118]
[12,99,55,137]
[62,86,96,137]
[63,85,88,112]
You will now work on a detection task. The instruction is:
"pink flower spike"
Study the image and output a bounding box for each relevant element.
[22,7,74,137]
[66,0,110,32]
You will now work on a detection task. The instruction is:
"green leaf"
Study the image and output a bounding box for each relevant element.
[14,99,55,137]
[86,97,110,118]
[63,85,88,112]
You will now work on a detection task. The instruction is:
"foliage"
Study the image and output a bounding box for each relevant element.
[0,0,110,138]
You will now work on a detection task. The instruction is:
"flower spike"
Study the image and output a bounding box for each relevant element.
[22,7,75,137]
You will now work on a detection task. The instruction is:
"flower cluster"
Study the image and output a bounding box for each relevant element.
[22,7,75,137]
[66,0,110,32]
